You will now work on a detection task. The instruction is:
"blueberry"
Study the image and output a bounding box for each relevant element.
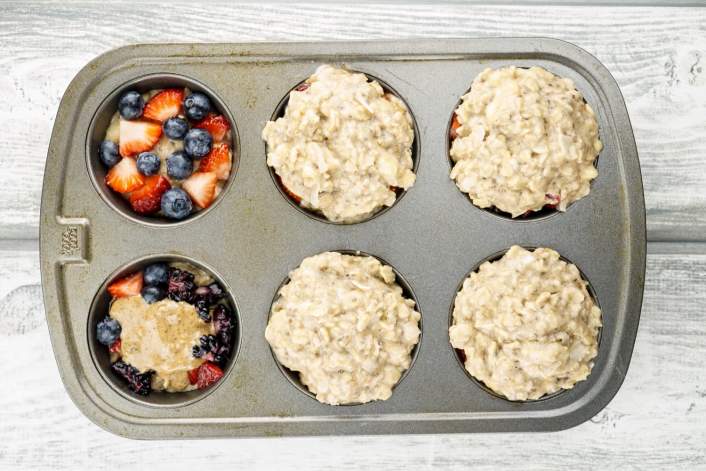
[163,117,189,140]
[166,151,193,179]
[143,263,169,286]
[118,90,144,120]
[96,317,121,346]
[141,285,166,304]
[98,140,120,168]
[183,92,211,121]
[136,152,161,176]
[183,128,212,159]
[161,188,193,219]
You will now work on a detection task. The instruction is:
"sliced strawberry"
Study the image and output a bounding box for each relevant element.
[129,175,171,215]
[450,113,461,140]
[294,83,310,92]
[187,367,199,385]
[105,157,145,193]
[276,175,302,204]
[194,114,230,142]
[182,172,218,209]
[119,119,162,157]
[142,88,184,122]
[198,143,231,180]
[109,339,122,354]
[545,193,561,205]
[195,361,224,389]
[108,271,143,298]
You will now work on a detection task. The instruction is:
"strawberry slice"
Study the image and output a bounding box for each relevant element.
[109,339,122,354]
[195,361,224,389]
[187,367,199,385]
[276,175,302,204]
[119,119,162,157]
[182,172,218,209]
[194,114,230,142]
[142,88,184,122]
[105,157,145,193]
[450,113,461,140]
[108,271,143,298]
[198,143,231,180]
[129,175,171,215]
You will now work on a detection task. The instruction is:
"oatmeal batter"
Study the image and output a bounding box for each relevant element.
[265,251,421,405]
[449,66,602,217]
[262,65,416,223]
[110,295,214,392]
[449,246,601,401]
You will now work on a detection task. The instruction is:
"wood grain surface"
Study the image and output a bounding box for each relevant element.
[0,1,705,469]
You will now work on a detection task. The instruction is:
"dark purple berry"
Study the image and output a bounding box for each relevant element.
[111,360,153,395]
[167,268,195,303]
[207,283,224,300]
[195,298,210,321]
[213,304,234,336]
[192,334,230,366]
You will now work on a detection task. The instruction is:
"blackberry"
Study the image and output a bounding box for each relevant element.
[195,298,210,322]
[194,286,214,304]
[217,330,232,354]
[111,360,153,396]
[167,268,195,302]
[213,304,235,336]
[192,334,229,365]
[207,283,225,300]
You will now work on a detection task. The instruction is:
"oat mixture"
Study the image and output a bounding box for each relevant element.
[265,251,421,405]
[262,65,416,223]
[449,246,601,400]
[450,66,602,217]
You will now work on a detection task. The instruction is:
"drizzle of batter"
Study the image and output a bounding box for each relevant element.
[109,295,214,392]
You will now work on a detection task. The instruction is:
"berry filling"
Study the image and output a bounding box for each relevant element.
[100,262,236,395]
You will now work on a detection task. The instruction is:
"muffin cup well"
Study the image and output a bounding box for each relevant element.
[265,70,421,225]
[448,246,602,403]
[86,73,240,227]
[87,254,241,408]
[266,249,423,406]
[445,73,600,222]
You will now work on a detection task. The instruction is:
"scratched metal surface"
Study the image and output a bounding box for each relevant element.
[39,38,645,438]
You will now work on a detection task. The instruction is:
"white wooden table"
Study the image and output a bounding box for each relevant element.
[1,2,705,469]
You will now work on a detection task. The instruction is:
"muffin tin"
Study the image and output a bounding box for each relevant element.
[40,38,645,438]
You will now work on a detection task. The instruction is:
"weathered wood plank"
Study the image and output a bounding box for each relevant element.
[0,247,704,468]
[0,3,704,240]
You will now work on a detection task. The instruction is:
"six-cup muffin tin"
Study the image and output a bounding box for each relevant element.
[40,39,645,438]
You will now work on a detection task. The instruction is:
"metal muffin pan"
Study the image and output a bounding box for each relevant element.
[40,38,645,438]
